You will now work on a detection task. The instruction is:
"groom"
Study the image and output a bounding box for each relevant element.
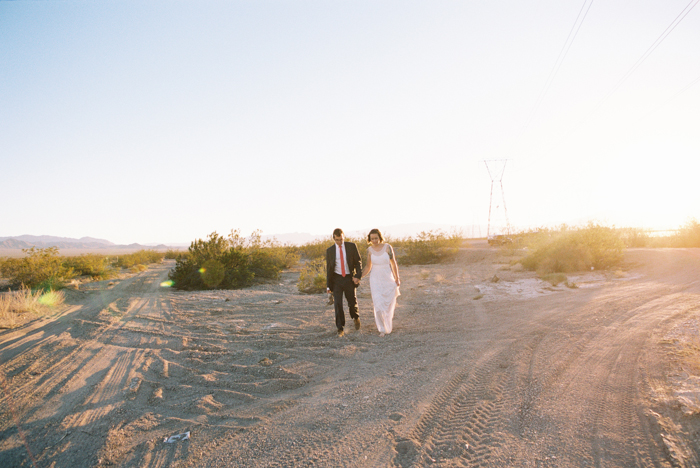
[326,228,362,337]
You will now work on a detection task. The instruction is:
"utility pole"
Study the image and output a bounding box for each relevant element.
[483,159,510,238]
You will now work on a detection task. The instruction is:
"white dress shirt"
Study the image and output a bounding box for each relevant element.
[334,243,347,276]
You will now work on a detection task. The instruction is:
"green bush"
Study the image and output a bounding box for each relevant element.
[63,254,116,279]
[675,219,700,247]
[245,230,300,280]
[519,224,624,274]
[297,239,328,261]
[396,230,465,265]
[297,259,327,294]
[541,272,568,286]
[164,249,187,260]
[115,250,164,269]
[0,247,75,290]
[168,230,298,290]
[169,232,250,290]
[617,228,650,248]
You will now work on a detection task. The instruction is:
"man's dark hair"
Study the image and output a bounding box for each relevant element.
[332,228,344,238]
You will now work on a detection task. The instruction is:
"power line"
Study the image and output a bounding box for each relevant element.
[527,0,594,125]
[638,73,700,122]
[594,0,699,112]
[549,0,699,146]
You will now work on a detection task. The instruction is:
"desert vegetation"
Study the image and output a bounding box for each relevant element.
[507,219,699,278]
[667,219,700,247]
[168,230,299,290]
[114,250,165,269]
[0,287,65,329]
[597,219,700,249]
[0,247,75,291]
[393,230,465,265]
[514,224,625,274]
[0,247,165,290]
[0,248,164,328]
[63,253,117,279]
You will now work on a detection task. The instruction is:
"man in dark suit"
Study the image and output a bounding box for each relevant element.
[326,228,362,337]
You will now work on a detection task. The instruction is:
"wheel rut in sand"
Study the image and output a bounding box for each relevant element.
[391,346,510,468]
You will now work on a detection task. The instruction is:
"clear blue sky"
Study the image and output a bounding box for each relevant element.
[2,1,698,244]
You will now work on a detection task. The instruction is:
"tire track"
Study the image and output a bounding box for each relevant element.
[391,346,512,468]
[0,264,174,468]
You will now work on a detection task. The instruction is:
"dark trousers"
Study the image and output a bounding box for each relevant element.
[333,273,359,331]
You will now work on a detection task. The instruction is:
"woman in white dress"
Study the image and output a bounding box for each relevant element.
[362,229,401,337]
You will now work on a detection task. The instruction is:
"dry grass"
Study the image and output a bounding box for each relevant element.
[0,288,65,329]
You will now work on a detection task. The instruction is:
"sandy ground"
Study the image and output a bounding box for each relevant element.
[1,244,699,467]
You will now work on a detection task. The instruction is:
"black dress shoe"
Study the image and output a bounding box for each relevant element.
[354,318,361,330]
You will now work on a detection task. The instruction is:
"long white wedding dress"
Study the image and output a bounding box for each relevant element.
[368,244,400,334]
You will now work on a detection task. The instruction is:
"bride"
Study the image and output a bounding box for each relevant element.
[363,229,400,337]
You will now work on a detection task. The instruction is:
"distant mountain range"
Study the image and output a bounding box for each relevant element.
[1,223,485,251]
[0,235,170,250]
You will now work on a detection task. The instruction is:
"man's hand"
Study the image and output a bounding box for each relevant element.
[352,278,360,285]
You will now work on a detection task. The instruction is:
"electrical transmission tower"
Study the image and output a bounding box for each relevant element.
[483,159,510,238]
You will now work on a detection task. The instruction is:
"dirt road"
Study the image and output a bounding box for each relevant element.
[1,247,699,467]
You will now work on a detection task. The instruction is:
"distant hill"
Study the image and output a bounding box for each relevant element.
[0,235,171,251]
[0,223,484,251]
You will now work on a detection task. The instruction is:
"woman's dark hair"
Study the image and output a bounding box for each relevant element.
[367,228,384,243]
[332,228,344,238]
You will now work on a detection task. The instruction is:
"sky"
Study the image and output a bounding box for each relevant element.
[1,0,698,245]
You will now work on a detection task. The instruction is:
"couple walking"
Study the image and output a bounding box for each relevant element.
[326,228,401,337]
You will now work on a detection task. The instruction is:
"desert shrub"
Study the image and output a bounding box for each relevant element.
[0,247,75,290]
[63,254,116,279]
[169,232,251,290]
[246,230,300,279]
[520,224,624,274]
[347,236,370,262]
[115,250,164,269]
[297,260,327,294]
[164,249,187,260]
[0,287,65,329]
[674,219,700,247]
[168,230,296,290]
[541,272,568,286]
[617,228,650,248]
[397,230,465,265]
[296,239,328,261]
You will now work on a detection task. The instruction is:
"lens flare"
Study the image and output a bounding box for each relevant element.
[200,260,224,287]
[160,280,174,287]
[38,290,62,306]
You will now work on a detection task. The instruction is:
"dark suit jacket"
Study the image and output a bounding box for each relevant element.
[326,242,362,291]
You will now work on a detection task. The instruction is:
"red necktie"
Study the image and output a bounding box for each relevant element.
[339,245,346,277]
